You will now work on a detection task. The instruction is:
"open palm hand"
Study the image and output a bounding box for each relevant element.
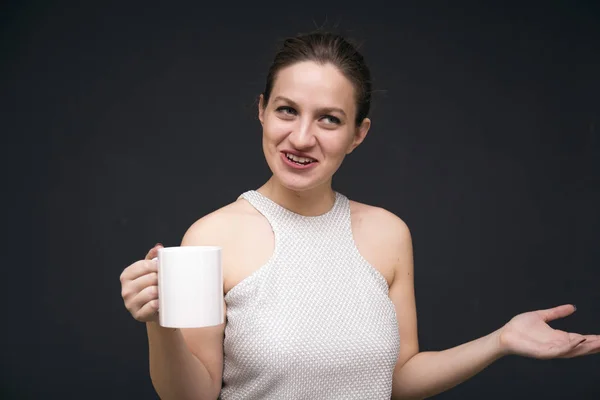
[499,305,600,359]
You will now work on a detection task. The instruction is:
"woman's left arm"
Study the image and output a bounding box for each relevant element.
[382,214,600,400]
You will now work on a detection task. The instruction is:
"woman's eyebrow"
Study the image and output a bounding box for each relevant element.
[273,96,346,116]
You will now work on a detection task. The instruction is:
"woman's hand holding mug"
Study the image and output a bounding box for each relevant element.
[120,244,163,323]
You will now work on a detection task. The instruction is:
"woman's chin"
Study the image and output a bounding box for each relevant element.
[274,174,329,193]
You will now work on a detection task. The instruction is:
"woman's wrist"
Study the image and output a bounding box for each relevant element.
[492,325,512,358]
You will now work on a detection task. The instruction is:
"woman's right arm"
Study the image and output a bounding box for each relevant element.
[146,311,225,400]
[121,213,229,400]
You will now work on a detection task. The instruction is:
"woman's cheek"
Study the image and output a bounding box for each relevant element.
[322,137,351,159]
[265,119,292,140]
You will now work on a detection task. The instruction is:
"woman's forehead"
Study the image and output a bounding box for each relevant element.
[271,61,356,110]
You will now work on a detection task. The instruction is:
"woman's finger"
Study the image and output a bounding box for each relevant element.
[566,335,600,358]
[120,259,158,283]
[129,285,159,312]
[145,243,164,261]
[134,299,160,322]
[536,304,577,323]
[121,272,158,300]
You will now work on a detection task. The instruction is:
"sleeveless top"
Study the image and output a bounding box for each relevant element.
[219,190,400,399]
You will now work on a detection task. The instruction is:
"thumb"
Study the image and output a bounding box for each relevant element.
[145,243,164,261]
[536,304,577,323]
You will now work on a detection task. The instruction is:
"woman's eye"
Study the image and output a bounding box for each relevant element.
[276,106,296,116]
[322,115,341,125]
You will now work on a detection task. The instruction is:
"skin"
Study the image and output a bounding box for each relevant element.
[121,60,600,400]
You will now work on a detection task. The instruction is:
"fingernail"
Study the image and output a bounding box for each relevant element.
[155,243,163,248]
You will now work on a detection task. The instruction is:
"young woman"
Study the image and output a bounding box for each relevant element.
[120,31,599,400]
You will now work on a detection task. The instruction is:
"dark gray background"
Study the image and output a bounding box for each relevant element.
[2,1,599,399]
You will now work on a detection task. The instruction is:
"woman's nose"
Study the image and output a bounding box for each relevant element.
[288,120,316,149]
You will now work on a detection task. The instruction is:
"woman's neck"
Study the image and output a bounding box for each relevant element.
[257,176,336,217]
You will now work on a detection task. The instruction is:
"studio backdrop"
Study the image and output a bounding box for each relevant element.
[2,1,599,399]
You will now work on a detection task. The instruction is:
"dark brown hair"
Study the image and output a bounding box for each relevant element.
[262,31,372,126]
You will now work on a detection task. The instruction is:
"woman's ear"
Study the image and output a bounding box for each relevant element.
[258,94,265,125]
[347,118,371,154]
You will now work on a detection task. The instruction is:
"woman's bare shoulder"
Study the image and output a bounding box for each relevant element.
[349,200,410,239]
[181,197,261,246]
[350,199,412,285]
[182,195,274,293]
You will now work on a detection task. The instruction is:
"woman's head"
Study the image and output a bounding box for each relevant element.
[259,31,373,192]
[262,31,372,126]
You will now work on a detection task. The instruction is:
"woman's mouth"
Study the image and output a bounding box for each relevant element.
[281,152,317,169]
[285,152,316,165]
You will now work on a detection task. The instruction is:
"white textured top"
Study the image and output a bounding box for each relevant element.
[219,190,400,399]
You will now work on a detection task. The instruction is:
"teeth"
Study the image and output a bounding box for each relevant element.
[286,153,314,164]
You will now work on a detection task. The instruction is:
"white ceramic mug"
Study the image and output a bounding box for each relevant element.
[157,246,224,328]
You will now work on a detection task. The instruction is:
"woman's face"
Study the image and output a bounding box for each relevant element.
[259,61,370,192]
